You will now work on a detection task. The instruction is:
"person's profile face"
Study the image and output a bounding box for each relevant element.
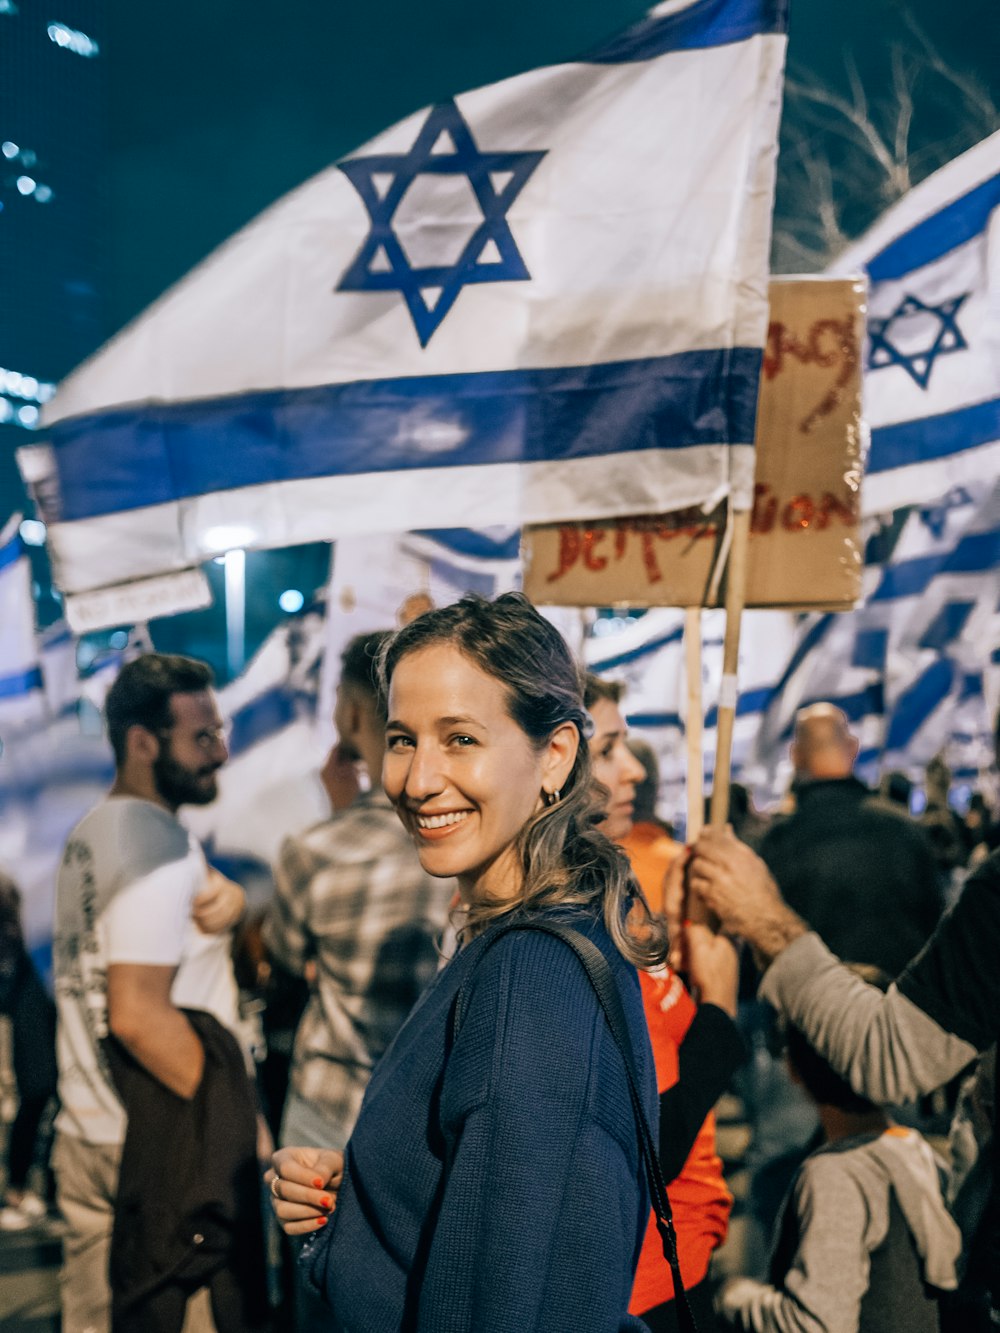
[382,643,549,904]
[332,682,363,763]
[151,690,227,808]
[588,697,645,842]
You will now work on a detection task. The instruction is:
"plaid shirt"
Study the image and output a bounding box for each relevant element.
[265,789,454,1139]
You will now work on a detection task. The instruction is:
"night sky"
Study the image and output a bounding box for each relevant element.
[9,0,1000,670]
[104,0,1000,336]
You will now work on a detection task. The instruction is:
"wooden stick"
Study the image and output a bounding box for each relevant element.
[709,506,752,828]
[684,606,717,928]
[684,607,704,844]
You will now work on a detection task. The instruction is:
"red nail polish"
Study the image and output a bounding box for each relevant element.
[316,1215,328,1227]
[312,1177,324,1188]
[320,1196,332,1209]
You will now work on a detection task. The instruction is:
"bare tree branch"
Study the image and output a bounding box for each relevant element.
[774,34,1000,272]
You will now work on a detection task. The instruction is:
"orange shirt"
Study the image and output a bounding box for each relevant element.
[628,969,733,1313]
[621,827,732,1315]
[620,821,680,916]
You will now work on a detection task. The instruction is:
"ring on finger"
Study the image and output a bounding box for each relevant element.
[270,1175,281,1201]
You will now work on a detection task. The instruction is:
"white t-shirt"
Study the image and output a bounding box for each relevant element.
[54,796,241,1145]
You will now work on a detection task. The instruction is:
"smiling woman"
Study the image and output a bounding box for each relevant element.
[273,592,670,1332]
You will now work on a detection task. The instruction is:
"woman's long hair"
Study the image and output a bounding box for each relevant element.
[380,593,668,969]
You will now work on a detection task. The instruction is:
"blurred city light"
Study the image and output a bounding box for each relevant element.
[202,524,256,553]
[278,588,305,613]
[47,22,100,57]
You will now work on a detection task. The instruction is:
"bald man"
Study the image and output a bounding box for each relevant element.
[759,704,943,975]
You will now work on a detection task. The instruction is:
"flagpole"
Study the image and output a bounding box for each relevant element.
[224,548,246,680]
[709,506,751,828]
[684,607,704,843]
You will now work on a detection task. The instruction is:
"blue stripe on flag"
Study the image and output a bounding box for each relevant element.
[959,671,982,700]
[413,528,522,562]
[866,170,1000,282]
[427,556,496,599]
[704,684,775,727]
[625,710,685,731]
[768,613,835,705]
[0,533,24,573]
[589,625,684,672]
[851,628,888,671]
[228,687,299,758]
[868,397,1000,476]
[589,0,787,62]
[872,526,1000,602]
[917,601,975,651]
[0,666,44,699]
[885,659,955,753]
[50,348,762,523]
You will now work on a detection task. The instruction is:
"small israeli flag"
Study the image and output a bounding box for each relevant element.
[829,130,1000,517]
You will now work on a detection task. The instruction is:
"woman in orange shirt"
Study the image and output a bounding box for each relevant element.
[585,675,744,1333]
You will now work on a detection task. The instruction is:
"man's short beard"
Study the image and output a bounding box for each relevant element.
[153,745,219,808]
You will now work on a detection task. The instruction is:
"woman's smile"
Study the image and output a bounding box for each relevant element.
[383,642,551,904]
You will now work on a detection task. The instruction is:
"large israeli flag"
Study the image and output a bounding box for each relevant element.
[25,0,787,631]
[830,130,1000,517]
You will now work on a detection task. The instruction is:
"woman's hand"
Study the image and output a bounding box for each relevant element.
[265,1145,344,1236]
[682,922,739,1017]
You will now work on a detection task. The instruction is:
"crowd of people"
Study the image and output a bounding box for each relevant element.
[0,590,997,1332]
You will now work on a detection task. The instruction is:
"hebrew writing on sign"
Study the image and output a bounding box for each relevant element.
[523,277,866,611]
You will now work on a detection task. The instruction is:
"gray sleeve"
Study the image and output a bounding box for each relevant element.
[115,802,192,887]
[717,1158,873,1333]
[760,934,977,1104]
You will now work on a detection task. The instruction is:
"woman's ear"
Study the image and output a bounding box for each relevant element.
[542,721,579,797]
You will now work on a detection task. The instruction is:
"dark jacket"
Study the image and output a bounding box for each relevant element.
[105,1009,272,1333]
[760,777,942,975]
[303,908,656,1332]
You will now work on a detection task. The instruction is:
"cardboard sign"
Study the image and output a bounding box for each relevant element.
[523,276,866,610]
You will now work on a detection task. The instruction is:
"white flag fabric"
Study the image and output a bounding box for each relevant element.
[584,605,797,824]
[829,130,1000,517]
[27,0,787,631]
[0,515,46,734]
[748,480,1000,787]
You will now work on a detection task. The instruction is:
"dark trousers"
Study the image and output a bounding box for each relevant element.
[6,1093,51,1191]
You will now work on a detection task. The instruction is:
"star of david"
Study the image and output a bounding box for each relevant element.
[336,100,546,347]
[867,292,970,389]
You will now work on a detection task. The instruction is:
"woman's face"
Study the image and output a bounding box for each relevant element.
[588,697,646,843]
[383,643,575,904]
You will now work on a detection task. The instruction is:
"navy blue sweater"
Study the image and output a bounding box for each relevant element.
[302,908,657,1332]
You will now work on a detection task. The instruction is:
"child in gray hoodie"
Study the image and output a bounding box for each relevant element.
[717,979,962,1333]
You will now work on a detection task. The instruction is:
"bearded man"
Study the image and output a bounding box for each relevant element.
[53,654,271,1333]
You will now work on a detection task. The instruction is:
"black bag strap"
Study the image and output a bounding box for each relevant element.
[454,920,698,1333]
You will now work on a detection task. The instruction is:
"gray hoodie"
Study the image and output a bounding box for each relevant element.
[717,1128,961,1333]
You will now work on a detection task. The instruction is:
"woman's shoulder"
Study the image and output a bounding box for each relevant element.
[459,909,642,1030]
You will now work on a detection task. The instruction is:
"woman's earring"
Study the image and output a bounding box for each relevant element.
[544,788,562,807]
